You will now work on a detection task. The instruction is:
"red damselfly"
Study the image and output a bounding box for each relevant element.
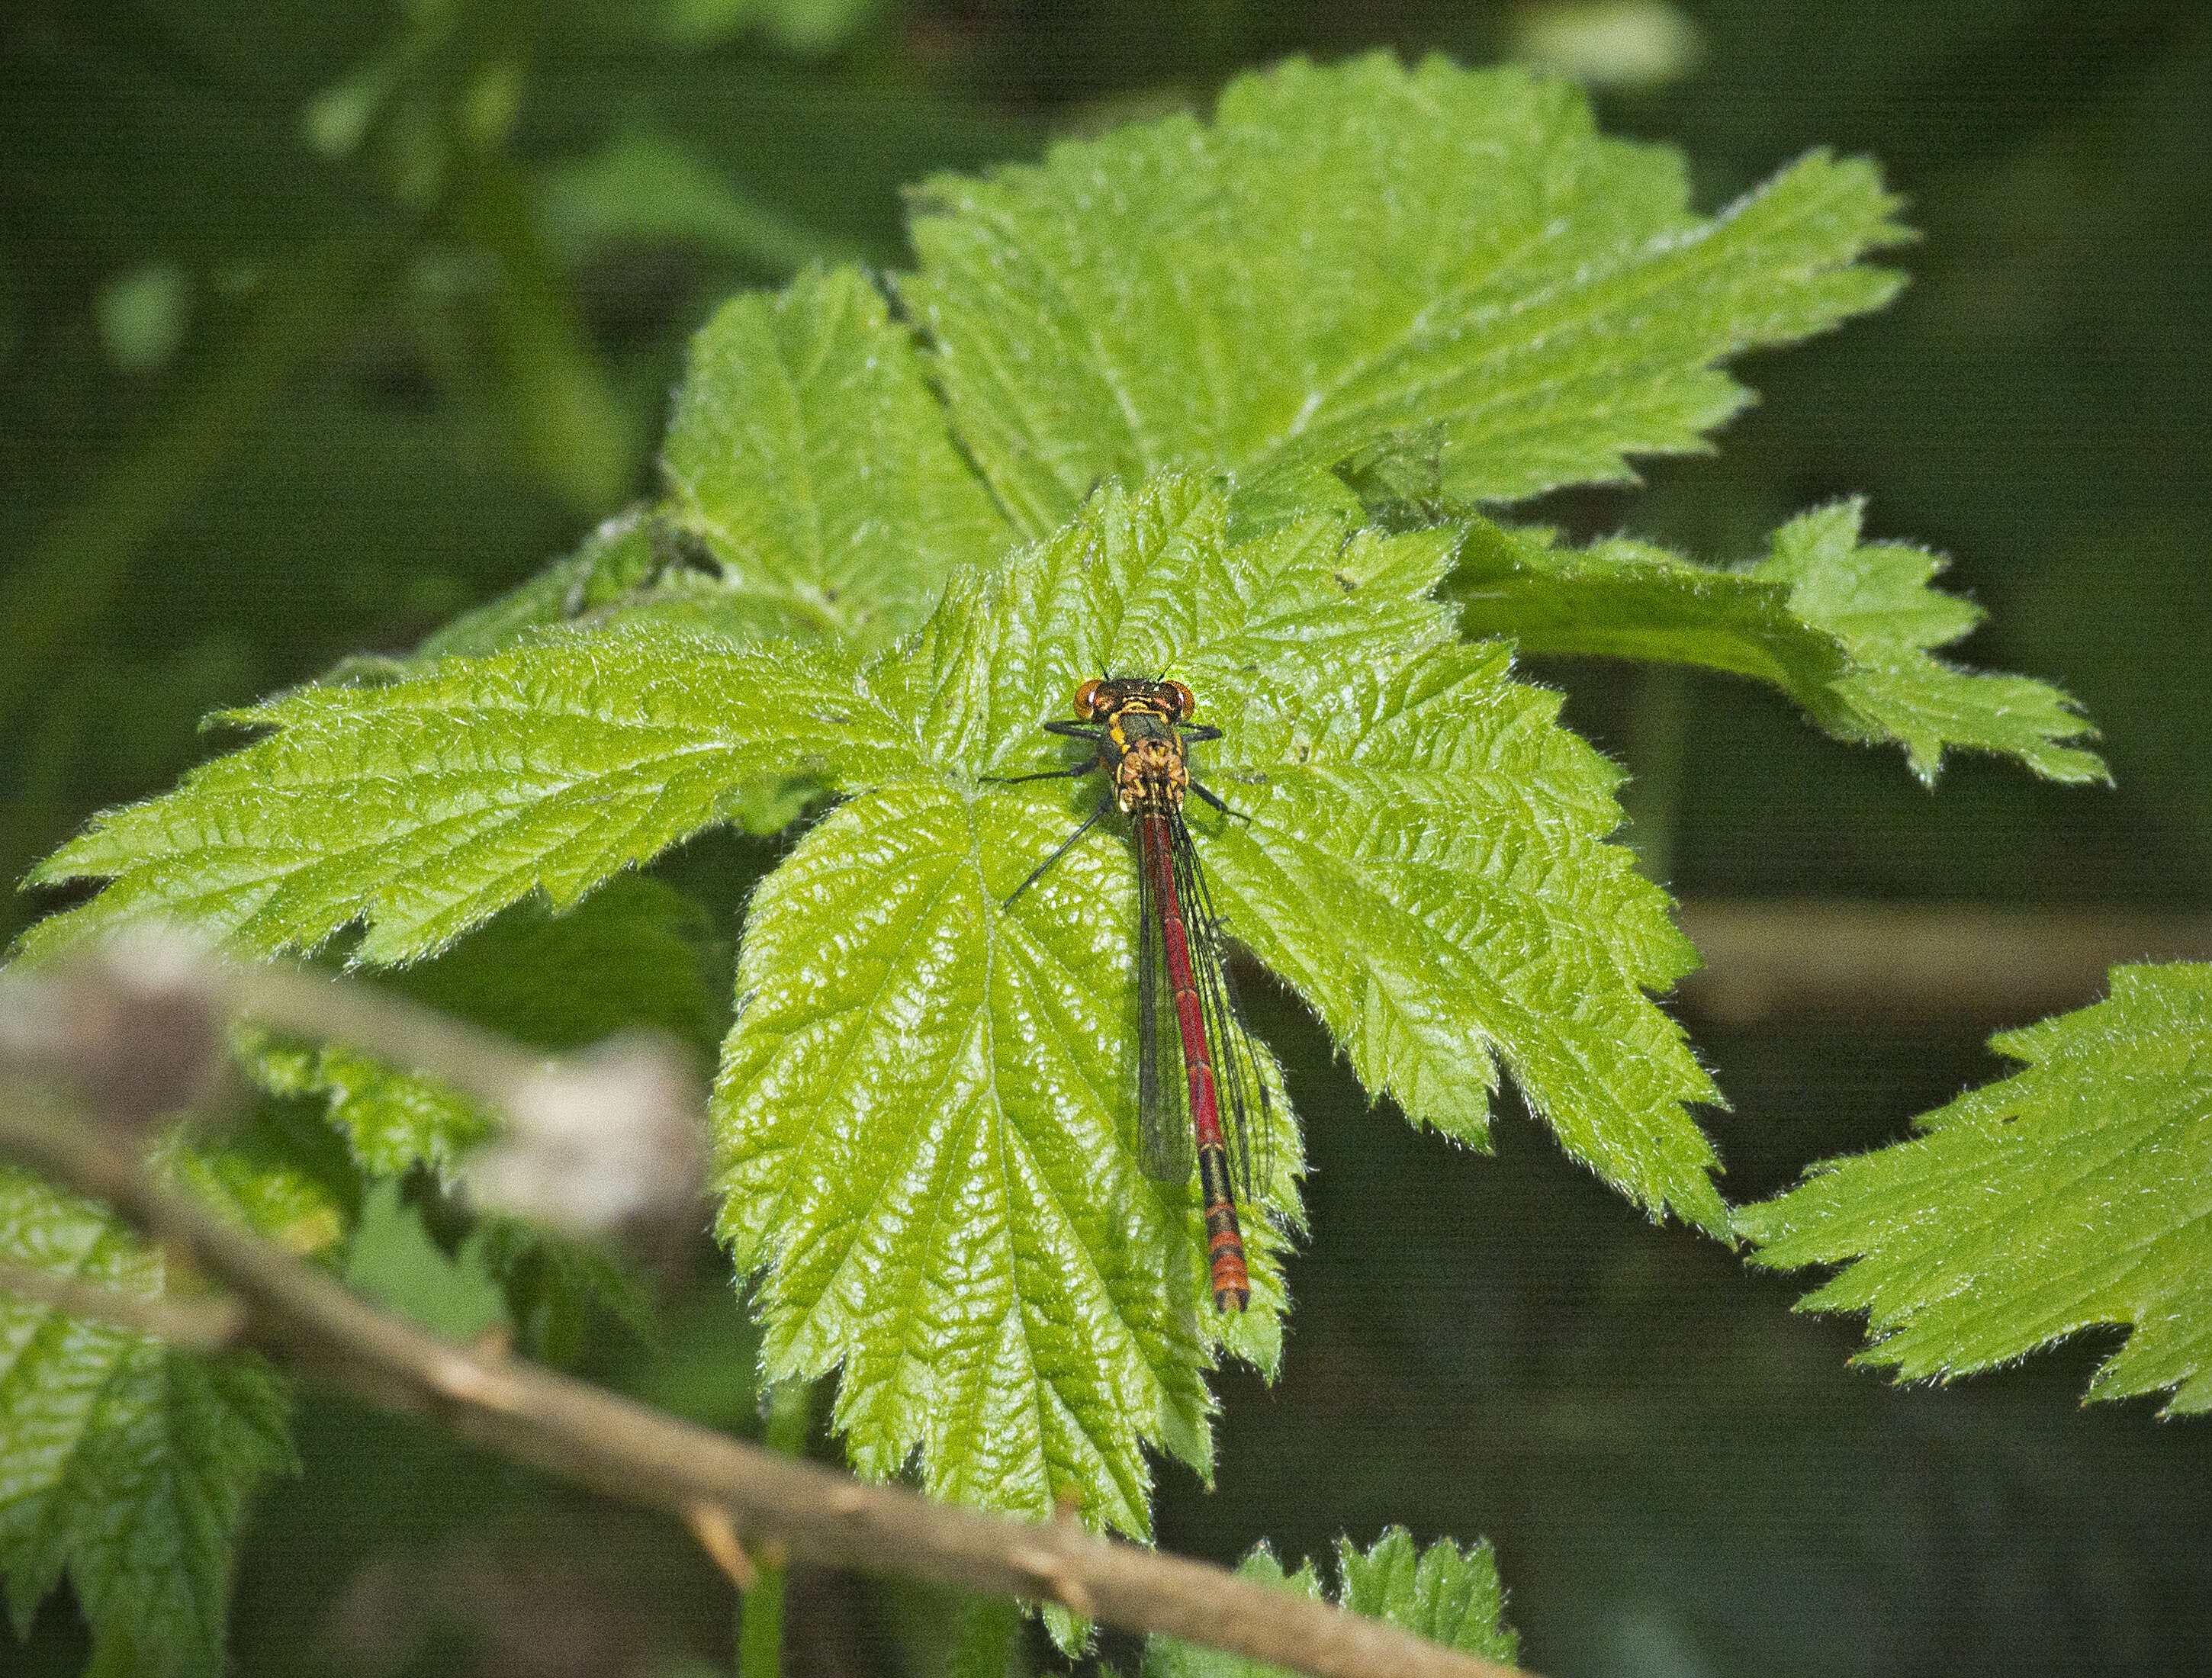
[992,677,1268,1313]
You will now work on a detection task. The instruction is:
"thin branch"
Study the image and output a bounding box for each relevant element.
[0,1099,1526,1678]
[1674,900,2212,1027]
[0,947,1532,1678]
[0,1255,246,1352]
[0,932,703,1234]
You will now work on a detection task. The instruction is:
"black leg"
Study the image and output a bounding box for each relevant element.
[982,763,1092,787]
[1004,799,1114,905]
[1178,724,1223,743]
[1189,780,1252,823]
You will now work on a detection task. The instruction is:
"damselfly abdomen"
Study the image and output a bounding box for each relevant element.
[993,677,1267,1313]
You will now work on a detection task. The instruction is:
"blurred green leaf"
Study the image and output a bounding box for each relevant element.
[239,873,721,1180]
[0,243,382,730]
[1741,961,2212,1414]
[94,263,193,374]
[458,165,638,515]
[0,1159,311,1677]
[1509,0,1706,89]
[540,131,865,273]
[1447,503,2104,783]
[1143,1528,1516,1678]
[902,53,1909,540]
[658,0,889,56]
[342,1178,509,1340]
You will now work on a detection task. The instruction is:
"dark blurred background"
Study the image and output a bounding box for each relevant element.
[5,2,2209,1675]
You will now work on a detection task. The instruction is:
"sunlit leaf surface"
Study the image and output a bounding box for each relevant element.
[715,475,1721,1532]
[1741,962,2212,1413]
[904,53,1908,538]
[1448,504,2104,782]
[1143,1527,1517,1678]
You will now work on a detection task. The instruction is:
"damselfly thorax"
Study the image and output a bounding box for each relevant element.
[989,677,1263,1313]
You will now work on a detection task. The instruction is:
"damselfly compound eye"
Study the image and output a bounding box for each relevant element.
[1072,678,1106,719]
[1164,681,1195,722]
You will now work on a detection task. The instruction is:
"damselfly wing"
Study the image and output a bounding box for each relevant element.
[992,677,1269,1313]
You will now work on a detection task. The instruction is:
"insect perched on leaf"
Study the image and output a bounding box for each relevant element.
[991,677,1269,1312]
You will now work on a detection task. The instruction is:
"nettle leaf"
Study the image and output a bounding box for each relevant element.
[716,473,1721,1538]
[243,876,719,1352]
[406,503,667,665]
[0,1153,324,1675]
[1143,1528,1516,1678]
[24,461,1722,1534]
[22,630,892,969]
[902,53,1908,540]
[1448,504,2104,783]
[662,265,1016,651]
[346,264,1018,678]
[1740,963,2212,1414]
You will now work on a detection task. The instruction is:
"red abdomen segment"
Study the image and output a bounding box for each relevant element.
[1138,815,1251,1312]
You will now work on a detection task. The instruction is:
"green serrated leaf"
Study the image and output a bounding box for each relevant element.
[1334,1528,1517,1667]
[22,629,893,968]
[715,473,1723,1540]
[27,452,1727,1538]
[342,1178,510,1341]
[1750,503,2104,784]
[1739,962,2212,1415]
[1203,636,1725,1230]
[0,1162,305,1676]
[1446,505,2104,783]
[902,53,1908,541]
[663,265,1015,651]
[1143,1529,1516,1678]
[335,264,1012,683]
[407,503,667,666]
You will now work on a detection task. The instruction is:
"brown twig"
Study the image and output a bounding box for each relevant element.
[1673,899,2212,1027]
[0,947,1531,1678]
[0,1255,247,1351]
[686,1502,762,1592]
[0,1099,1526,1678]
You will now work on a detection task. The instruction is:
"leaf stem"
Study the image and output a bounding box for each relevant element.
[737,1382,814,1678]
[1620,663,1690,886]
[947,1594,1025,1678]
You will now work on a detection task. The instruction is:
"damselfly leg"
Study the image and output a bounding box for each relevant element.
[988,677,1269,1311]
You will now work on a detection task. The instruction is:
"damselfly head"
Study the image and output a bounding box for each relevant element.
[1071,676,1196,723]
